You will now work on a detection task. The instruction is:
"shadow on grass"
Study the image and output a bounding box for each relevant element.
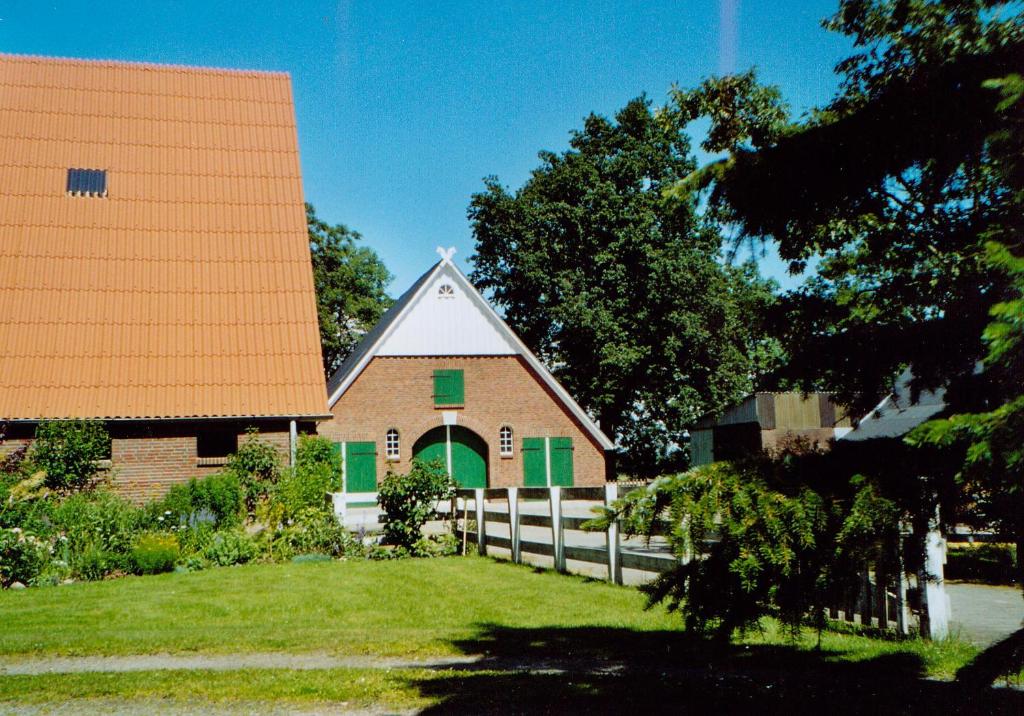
[406,624,1024,714]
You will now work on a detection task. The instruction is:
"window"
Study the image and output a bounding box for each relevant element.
[197,429,238,460]
[499,426,513,456]
[385,429,400,460]
[437,284,455,299]
[432,369,465,407]
[66,168,107,197]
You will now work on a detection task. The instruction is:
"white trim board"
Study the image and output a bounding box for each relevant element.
[326,259,614,451]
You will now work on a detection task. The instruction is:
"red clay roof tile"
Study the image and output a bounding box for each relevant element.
[0,54,326,420]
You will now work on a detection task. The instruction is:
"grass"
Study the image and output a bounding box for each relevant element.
[0,556,1020,713]
[0,556,679,657]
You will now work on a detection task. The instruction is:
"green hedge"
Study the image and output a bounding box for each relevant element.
[945,543,1018,585]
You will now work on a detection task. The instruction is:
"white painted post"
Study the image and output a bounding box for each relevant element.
[550,486,565,572]
[605,483,622,585]
[896,569,912,636]
[474,487,486,556]
[507,487,521,564]
[922,515,951,640]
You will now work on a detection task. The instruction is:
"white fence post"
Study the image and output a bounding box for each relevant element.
[474,488,486,556]
[507,487,521,564]
[605,483,622,585]
[550,486,565,572]
[922,512,950,640]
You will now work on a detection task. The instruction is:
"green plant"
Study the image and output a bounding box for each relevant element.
[203,530,258,567]
[30,420,110,492]
[73,545,120,581]
[152,473,244,529]
[131,533,180,575]
[0,528,52,587]
[51,491,143,557]
[377,459,455,553]
[271,507,362,561]
[225,429,282,511]
[946,543,1018,585]
[272,435,342,520]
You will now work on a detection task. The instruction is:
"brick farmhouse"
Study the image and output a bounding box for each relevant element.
[0,54,328,500]
[320,251,614,492]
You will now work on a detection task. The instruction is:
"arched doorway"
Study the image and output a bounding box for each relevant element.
[412,425,488,488]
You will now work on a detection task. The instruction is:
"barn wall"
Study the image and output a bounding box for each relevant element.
[322,355,607,488]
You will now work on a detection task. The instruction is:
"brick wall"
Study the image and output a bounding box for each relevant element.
[320,355,608,487]
[1,420,305,503]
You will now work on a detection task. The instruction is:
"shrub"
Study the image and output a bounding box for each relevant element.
[131,533,180,575]
[271,507,362,560]
[946,543,1018,584]
[226,429,282,510]
[203,530,258,566]
[0,528,51,587]
[51,491,143,557]
[31,420,110,492]
[378,459,456,553]
[74,545,121,581]
[152,473,244,529]
[273,434,342,518]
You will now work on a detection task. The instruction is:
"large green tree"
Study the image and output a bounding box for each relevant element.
[468,97,779,474]
[307,204,393,378]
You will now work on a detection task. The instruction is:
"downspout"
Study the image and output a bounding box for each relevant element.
[289,419,297,467]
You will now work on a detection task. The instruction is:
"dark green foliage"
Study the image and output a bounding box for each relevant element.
[0,528,50,587]
[469,97,780,473]
[225,429,282,511]
[202,530,258,567]
[377,459,455,553]
[31,420,110,492]
[307,203,393,378]
[50,491,143,561]
[590,449,903,640]
[130,533,180,575]
[273,435,342,519]
[946,543,1018,585]
[153,473,244,528]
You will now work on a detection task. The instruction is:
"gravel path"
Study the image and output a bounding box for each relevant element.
[947,582,1024,647]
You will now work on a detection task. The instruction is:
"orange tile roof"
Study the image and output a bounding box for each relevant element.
[0,54,327,419]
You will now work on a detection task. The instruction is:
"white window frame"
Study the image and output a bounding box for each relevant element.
[437,283,455,299]
[385,429,400,460]
[499,426,513,457]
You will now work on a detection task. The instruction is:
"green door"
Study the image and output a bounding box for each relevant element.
[522,437,547,486]
[413,426,487,488]
[549,437,574,487]
[344,442,377,493]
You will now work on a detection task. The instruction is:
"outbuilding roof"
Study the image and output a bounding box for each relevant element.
[0,54,327,420]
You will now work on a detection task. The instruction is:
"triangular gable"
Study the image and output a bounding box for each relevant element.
[326,257,614,451]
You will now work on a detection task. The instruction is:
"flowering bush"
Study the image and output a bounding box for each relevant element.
[0,528,52,587]
[131,533,180,575]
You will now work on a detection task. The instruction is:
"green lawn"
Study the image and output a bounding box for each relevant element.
[1,557,1019,713]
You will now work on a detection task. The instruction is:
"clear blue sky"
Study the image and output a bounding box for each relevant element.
[1,1,852,293]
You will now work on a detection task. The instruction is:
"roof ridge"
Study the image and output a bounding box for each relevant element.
[0,52,290,78]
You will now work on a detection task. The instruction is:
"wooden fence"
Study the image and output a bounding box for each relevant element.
[450,485,676,585]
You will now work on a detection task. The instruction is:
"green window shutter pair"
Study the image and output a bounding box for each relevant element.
[433,369,465,407]
[521,437,574,487]
[338,441,377,493]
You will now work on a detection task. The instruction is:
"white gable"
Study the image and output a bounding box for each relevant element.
[377,265,518,356]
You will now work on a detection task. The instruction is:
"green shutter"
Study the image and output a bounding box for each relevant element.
[522,437,547,486]
[433,369,464,406]
[344,441,377,493]
[549,437,574,487]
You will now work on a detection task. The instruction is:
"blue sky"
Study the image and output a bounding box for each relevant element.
[2,1,852,293]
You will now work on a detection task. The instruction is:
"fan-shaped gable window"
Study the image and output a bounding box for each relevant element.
[438,284,455,299]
